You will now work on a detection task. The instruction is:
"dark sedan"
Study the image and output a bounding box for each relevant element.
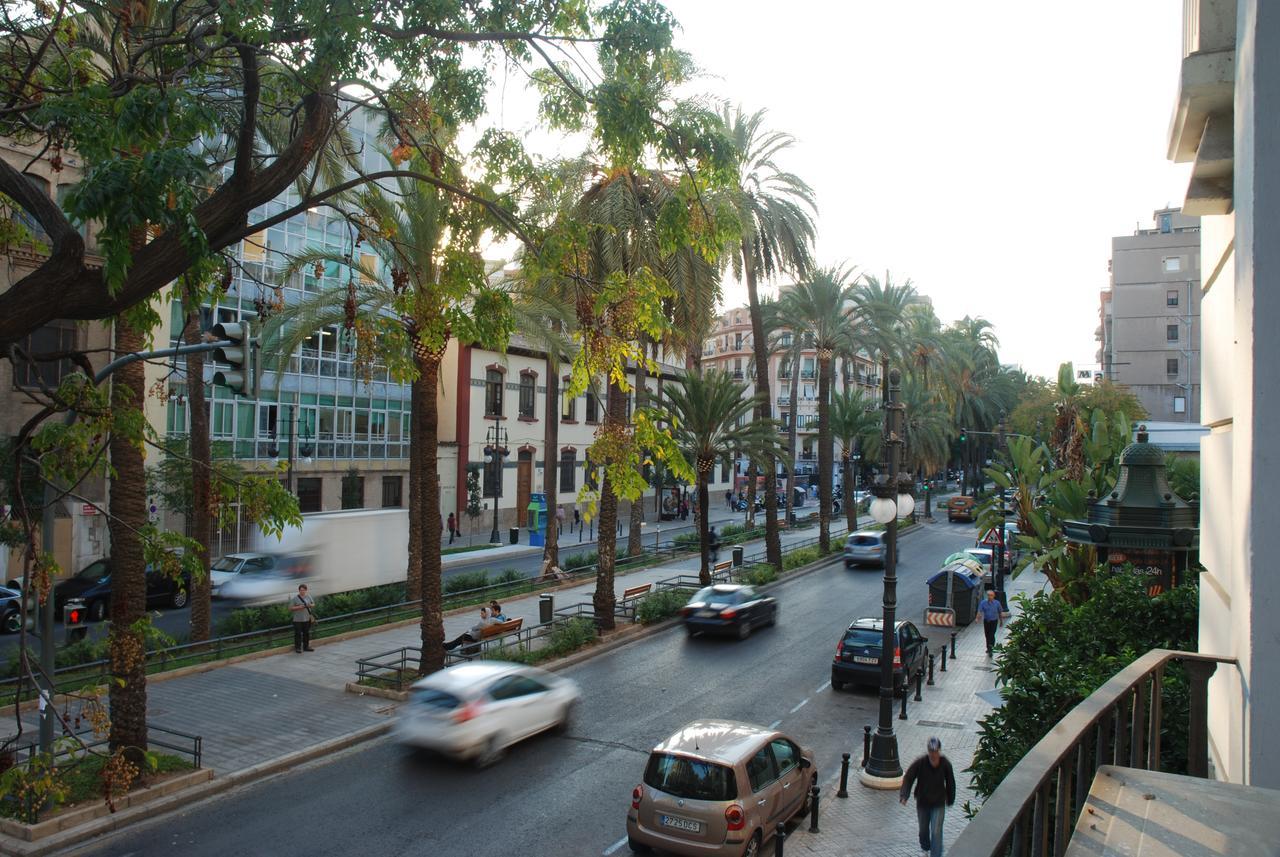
[681,584,777,640]
[0,587,21,634]
[831,618,929,695]
[53,559,190,622]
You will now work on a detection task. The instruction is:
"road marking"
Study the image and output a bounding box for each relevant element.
[604,836,629,855]
[769,719,782,730]
[789,698,809,714]
[814,680,830,694]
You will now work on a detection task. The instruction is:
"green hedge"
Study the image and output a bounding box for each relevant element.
[636,588,693,625]
[739,564,778,586]
[496,617,597,665]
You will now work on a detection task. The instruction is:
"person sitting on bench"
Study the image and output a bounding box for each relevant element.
[444,607,495,651]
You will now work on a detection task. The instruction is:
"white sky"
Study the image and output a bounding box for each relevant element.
[489,1,1193,379]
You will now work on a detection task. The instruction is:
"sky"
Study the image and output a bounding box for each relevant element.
[489,1,1193,379]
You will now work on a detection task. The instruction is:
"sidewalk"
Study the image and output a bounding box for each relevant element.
[783,566,1049,857]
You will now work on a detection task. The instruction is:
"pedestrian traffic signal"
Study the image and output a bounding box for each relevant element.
[211,320,256,398]
[64,602,88,644]
[959,429,968,443]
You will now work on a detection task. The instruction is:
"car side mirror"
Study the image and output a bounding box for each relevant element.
[800,757,812,769]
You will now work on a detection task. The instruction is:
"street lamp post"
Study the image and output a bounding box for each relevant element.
[484,421,509,544]
[861,368,914,789]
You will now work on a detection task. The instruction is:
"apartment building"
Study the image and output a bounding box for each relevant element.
[1096,208,1202,422]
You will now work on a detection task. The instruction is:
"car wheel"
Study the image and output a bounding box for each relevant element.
[2,611,19,635]
[736,620,751,641]
[797,775,817,817]
[88,600,106,622]
[627,836,652,854]
[171,589,188,609]
[766,605,778,627]
[554,702,573,734]
[685,625,699,638]
[742,830,762,857]
[831,679,844,692]
[475,734,506,769]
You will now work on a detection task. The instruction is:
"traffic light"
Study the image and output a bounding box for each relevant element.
[211,320,256,398]
[64,602,88,644]
[959,428,968,443]
[23,587,36,633]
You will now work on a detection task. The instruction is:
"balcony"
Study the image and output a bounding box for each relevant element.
[801,370,817,380]
[1168,0,1235,215]
[951,648,1256,857]
[777,396,791,407]
[731,370,744,380]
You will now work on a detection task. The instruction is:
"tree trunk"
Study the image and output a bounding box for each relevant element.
[183,303,212,642]
[786,359,800,526]
[744,462,756,528]
[697,466,711,585]
[817,353,833,553]
[543,362,560,569]
[742,240,782,571]
[406,379,425,602]
[627,352,647,557]
[843,453,856,533]
[417,357,444,674]
[592,381,626,631]
[107,319,148,759]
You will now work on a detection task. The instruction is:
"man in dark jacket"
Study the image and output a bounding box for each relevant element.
[899,736,956,857]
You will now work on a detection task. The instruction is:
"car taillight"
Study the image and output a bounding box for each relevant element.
[834,639,844,662]
[452,700,483,723]
[721,608,738,619]
[680,606,692,616]
[893,647,902,667]
[725,804,745,831]
[631,785,644,809]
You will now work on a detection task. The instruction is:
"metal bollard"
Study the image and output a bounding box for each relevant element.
[837,752,851,798]
[928,653,936,685]
[940,646,948,672]
[775,822,787,857]
[899,684,909,720]
[862,725,872,767]
[809,784,821,833]
[915,668,923,702]
[950,632,958,659]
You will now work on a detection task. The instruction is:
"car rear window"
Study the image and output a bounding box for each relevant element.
[850,536,881,547]
[411,689,461,710]
[843,628,885,647]
[644,753,737,801]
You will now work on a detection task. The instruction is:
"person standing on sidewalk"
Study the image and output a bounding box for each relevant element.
[899,736,956,857]
[446,512,458,544]
[978,590,1003,655]
[290,584,317,653]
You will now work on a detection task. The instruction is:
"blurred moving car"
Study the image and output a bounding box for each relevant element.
[394,662,579,767]
[0,586,21,634]
[52,559,190,621]
[945,496,977,523]
[209,552,278,597]
[626,720,817,856]
[831,617,929,694]
[217,552,316,606]
[843,531,893,568]
[681,585,777,640]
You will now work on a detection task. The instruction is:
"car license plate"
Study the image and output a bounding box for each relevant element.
[696,610,715,618]
[853,656,878,664]
[660,814,701,833]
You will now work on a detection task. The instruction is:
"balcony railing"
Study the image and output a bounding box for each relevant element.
[952,648,1234,857]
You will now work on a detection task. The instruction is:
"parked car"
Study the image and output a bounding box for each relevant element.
[626,719,817,856]
[843,531,894,568]
[945,496,977,523]
[681,584,777,640]
[964,547,995,584]
[831,617,929,694]
[0,586,21,634]
[209,552,279,597]
[394,661,579,767]
[53,559,190,621]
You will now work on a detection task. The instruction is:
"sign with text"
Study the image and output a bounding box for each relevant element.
[1107,547,1175,596]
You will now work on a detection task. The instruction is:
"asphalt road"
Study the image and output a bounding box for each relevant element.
[72,519,977,857]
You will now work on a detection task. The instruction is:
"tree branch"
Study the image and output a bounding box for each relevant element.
[229,43,260,186]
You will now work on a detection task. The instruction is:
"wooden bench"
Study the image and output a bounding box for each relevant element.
[615,583,653,619]
[712,560,733,581]
[457,618,525,657]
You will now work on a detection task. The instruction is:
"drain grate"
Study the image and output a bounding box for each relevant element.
[917,720,966,730]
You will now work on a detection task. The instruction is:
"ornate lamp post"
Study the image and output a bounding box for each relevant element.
[861,368,914,788]
[484,422,510,544]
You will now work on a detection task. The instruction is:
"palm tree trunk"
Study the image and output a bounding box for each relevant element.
[417,356,445,674]
[592,381,626,631]
[843,453,856,533]
[817,353,833,552]
[406,379,425,602]
[697,466,711,585]
[108,318,148,759]
[183,304,212,642]
[627,352,647,557]
[742,241,782,571]
[543,362,561,568]
[786,360,800,525]
[744,462,756,528]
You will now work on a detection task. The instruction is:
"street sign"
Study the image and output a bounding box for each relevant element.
[924,607,956,628]
[80,504,97,516]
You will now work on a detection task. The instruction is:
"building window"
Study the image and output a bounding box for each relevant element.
[720,457,731,484]
[1167,358,1179,376]
[1163,256,1183,273]
[1159,213,1172,233]
[483,458,502,498]
[518,372,536,419]
[258,403,278,439]
[296,478,323,513]
[1166,324,1179,342]
[341,472,364,509]
[1167,289,1180,307]
[14,321,76,389]
[560,450,576,492]
[381,475,403,508]
[734,332,743,350]
[561,381,576,421]
[1173,396,1187,414]
[485,369,504,417]
[585,465,598,492]
[585,390,599,423]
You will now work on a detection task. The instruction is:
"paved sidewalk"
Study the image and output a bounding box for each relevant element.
[783,567,1049,857]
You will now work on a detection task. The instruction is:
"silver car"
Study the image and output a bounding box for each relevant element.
[843,531,889,567]
[209,552,277,597]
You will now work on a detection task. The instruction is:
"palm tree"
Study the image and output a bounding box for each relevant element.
[664,371,779,583]
[774,266,858,551]
[722,105,817,572]
[939,317,1002,494]
[899,376,954,519]
[854,271,917,407]
[829,389,879,532]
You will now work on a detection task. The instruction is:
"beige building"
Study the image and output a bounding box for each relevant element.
[1096,208,1202,422]
[1169,0,1280,789]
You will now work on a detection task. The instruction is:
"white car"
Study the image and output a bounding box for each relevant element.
[395,662,580,767]
[209,552,278,597]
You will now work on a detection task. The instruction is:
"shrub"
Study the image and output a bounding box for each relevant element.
[739,564,778,587]
[444,571,490,594]
[563,550,597,571]
[493,569,526,586]
[783,546,822,570]
[672,532,699,549]
[720,523,745,540]
[542,617,597,658]
[636,588,693,625]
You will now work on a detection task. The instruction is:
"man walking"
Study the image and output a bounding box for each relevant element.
[978,589,1003,655]
[900,736,956,857]
[290,584,316,653]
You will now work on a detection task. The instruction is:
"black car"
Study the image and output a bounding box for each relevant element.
[0,587,21,634]
[53,559,190,622]
[681,584,777,640]
[831,618,929,695]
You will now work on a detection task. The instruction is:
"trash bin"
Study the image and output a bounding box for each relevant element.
[539,593,554,625]
[926,564,984,626]
[732,546,744,567]
[509,527,519,545]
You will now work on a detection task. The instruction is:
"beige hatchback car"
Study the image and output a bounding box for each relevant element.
[626,720,818,856]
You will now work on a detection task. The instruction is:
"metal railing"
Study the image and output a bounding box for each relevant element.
[951,648,1235,857]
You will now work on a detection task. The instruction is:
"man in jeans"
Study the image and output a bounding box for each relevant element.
[290,584,316,653]
[900,736,956,857]
[978,589,1003,655]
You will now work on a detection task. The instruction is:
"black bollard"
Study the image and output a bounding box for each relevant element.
[775,822,787,857]
[862,725,872,767]
[928,653,936,685]
[837,752,850,798]
[809,784,821,833]
[950,632,958,659]
[899,684,909,720]
[940,645,948,672]
[915,668,923,702]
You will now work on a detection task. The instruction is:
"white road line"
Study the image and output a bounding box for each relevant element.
[769,719,783,730]
[603,836,629,855]
[789,698,809,714]
[814,680,831,694]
